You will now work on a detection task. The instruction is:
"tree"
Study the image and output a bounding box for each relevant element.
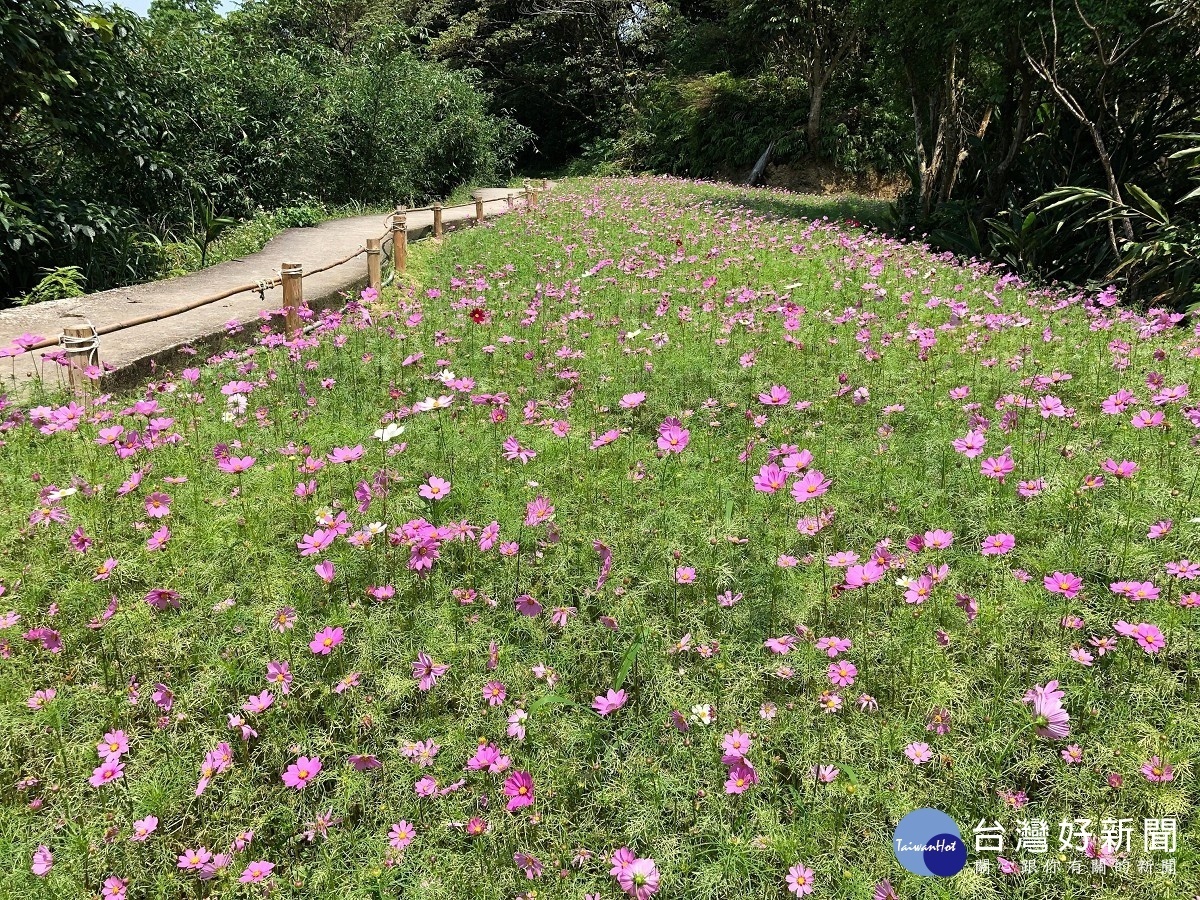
[730,0,862,155]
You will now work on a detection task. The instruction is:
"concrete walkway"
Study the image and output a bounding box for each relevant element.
[0,186,537,391]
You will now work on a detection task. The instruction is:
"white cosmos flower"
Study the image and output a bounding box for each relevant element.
[373,423,405,442]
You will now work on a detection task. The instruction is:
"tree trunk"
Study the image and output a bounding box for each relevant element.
[806,78,825,154]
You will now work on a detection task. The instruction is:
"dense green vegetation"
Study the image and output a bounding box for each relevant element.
[3,0,1199,307]
[1,0,525,302]
[405,0,1200,308]
[2,177,1197,899]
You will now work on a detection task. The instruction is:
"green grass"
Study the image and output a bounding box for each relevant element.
[0,176,1195,900]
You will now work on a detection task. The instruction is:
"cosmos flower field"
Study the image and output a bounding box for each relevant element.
[1,177,1196,900]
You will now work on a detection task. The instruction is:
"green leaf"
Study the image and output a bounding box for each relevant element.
[1124,183,1169,225]
[527,693,574,716]
[614,629,645,690]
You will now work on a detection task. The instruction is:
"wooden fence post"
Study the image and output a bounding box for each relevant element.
[541,178,550,192]
[281,262,303,337]
[366,238,382,295]
[506,192,514,210]
[433,203,443,238]
[392,209,407,274]
[62,319,98,397]
[473,192,484,223]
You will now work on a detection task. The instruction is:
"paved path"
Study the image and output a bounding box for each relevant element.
[0,186,537,391]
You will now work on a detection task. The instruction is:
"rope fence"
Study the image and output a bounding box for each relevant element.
[18,180,553,394]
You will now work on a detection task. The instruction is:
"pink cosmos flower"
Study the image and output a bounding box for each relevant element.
[619,392,646,409]
[218,456,255,474]
[388,821,417,851]
[515,594,543,616]
[239,861,275,883]
[617,856,660,900]
[592,689,629,716]
[980,452,1014,481]
[1134,623,1166,654]
[816,636,851,657]
[503,770,535,810]
[281,755,322,789]
[786,862,815,897]
[662,422,691,451]
[131,816,158,841]
[753,463,787,493]
[724,760,758,794]
[674,566,696,585]
[419,476,451,501]
[980,533,1015,555]
[266,661,292,694]
[309,626,344,655]
[31,845,53,876]
[243,690,274,714]
[759,385,791,406]
[1140,755,1174,782]
[483,681,507,706]
[97,730,129,760]
[314,560,335,584]
[144,492,172,518]
[101,875,128,900]
[27,688,56,709]
[952,429,986,458]
[923,529,953,549]
[1148,520,1172,539]
[1023,681,1070,739]
[722,729,752,759]
[791,469,831,501]
[178,847,212,870]
[904,742,932,765]
[525,495,555,526]
[828,660,857,687]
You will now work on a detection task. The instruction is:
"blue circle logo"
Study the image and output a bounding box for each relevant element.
[892,808,966,877]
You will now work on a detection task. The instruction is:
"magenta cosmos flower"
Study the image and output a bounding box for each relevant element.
[592,688,629,716]
[1044,572,1083,600]
[980,533,1015,555]
[218,456,255,474]
[282,756,322,789]
[309,626,344,655]
[89,759,124,787]
[412,652,449,691]
[503,770,535,810]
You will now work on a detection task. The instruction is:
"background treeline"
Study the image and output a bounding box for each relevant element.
[405,0,1200,307]
[5,0,1200,308]
[1,0,525,302]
